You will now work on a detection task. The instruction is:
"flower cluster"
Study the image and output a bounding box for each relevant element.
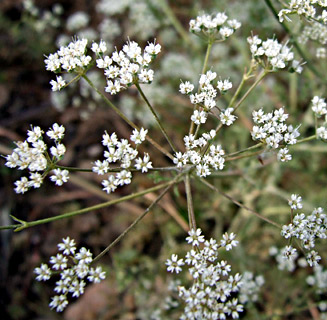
[311,96,327,140]
[278,0,327,23]
[312,96,327,117]
[5,123,69,193]
[307,264,327,295]
[180,71,235,126]
[189,12,241,41]
[247,35,302,72]
[173,130,225,177]
[281,194,326,267]
[34,237,106,312]
[238,272,265,304]
[96,39,161,95]
[269,246,300,272]
[251,107,300,162]
[166,229,243,319]
[45,38,94,91]
[92,128,152,194]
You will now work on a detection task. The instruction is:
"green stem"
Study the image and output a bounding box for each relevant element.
[225,143,264,158]
[201,41,213,75]
[227,66,253,110]
[185,173,196,230]
[314,116,318,139]
[233,69,267,112]
[225,149,264,161]
[296,134,316,143]
[135,83,177,153]
[82,74,174,160]
[198,178,281,228]
[1,178,182,232]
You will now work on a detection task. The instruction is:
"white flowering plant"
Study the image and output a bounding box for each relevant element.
[1,0,327,319]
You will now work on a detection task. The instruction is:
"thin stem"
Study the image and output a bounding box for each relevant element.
[198,178,281,228]
[92,180,176,264]
[296,134,316,143]
[185,173,196,230]
[1,178,182,232]
[314,116,318,139]
[227,66,253,110]
[225,150,264,162]
[225,143,264,158]
[201,41,213,76]
[135,83,177,153]
[233,69,267,112]
[82,74,174,160]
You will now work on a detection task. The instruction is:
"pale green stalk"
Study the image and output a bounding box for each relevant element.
[2,178,182,232]
[185,172,196,230]
[82,74,174,160]
[232,69,267,112]
[135,83,177,153]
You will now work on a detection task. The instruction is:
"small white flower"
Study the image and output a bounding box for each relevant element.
[50,254,68,270]
[88,266,106,283]
[50,169,70,186]
[288,194,303,210]
[130,128,148,145]
[186,228,205,246]
[58,237,76,255]
[50,76,66,92]
[134,153,153,173]
[34,263,52,281]
[166,254,184,273]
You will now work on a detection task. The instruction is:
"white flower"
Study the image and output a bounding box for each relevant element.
[50,76,66,92]
[277,148,292,162]
[220,108,237,126]
[134,153,153,173]
[46,123,65,140]
[50,169,70,186]
[34,263,52,281]
[179,81,194,94]
[166,254,184,273]
[14,176,30,194]
[49,295,68,312]
[220,232,239,251]
[288,194,303,210]
[102,175,118,194]
[130,128,148,145]
[312,96,327,117]
[58,237,76,255]
[282,245,298,260]
[50,254,68,270]
[191,110,207,125]
[186,228,205,246]
[217,79,232,92]
[75,247,93,264]
[88,266,106,283]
